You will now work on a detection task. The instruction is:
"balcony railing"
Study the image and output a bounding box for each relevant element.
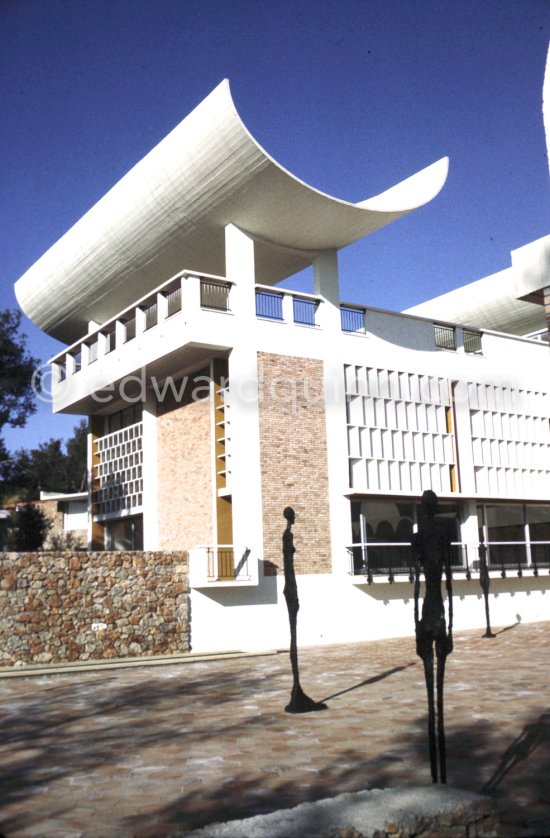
[255,286,319,327]
[256,290,283,320]
[293,297,317,326]
[340,304,366,333]
[51,270,232,384]
[188,544,255,587]
[347,540,550,583]
[200,278,230,311]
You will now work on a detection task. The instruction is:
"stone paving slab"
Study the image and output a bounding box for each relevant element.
[0,621,549,837]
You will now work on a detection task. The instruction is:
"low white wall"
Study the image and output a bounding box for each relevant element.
[189,572,550,653]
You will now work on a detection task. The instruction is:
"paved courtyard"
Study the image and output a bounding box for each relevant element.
[1,621,549,837]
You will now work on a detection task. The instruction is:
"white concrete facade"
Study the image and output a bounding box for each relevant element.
[14,81,550,653]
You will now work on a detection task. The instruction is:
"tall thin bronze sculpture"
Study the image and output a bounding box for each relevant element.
[411,490,453,783]
[478,539,495,638]
[282,507,327,713]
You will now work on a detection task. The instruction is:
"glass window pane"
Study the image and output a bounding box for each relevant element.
[363,501,414,542]
[527,505,550,541]
[485,505,524,541]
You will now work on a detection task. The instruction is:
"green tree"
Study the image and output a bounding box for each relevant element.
[0,310,39,505]
[6,420,88,501]
[12,503,52,551]
[63,420,88,491]
[0,310,39,435]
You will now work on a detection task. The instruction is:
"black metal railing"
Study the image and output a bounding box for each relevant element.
[293,297,317,326]
[463,329,482,354]
[165,285,182,316]
[347,540,550,583]
[200,279,230,311]
[124,316,136,342]
[255,290,283,320]
[482,541,550,577]
[434,324,456,350]
[144,301,158,330]
[340,305,366,333]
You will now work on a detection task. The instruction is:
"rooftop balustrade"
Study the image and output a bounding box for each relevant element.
[48,264,510,419]
[50,274,372,398]
[51,270,233,385]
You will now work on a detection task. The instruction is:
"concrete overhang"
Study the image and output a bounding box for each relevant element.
[404,234,550,336]
[15,79,448,344]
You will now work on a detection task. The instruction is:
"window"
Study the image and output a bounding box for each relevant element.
[479,504,526,567]
[349,499,462,575]
[106,404,143,435]
[527,505,550,567]
[105,516,143,550]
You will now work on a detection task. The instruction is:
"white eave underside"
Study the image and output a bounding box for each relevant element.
[404,235,550,335]
[15,79,448,343]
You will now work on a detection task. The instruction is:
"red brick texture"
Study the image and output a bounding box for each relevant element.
[257,352,332,574]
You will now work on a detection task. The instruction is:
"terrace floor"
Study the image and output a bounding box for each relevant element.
[1,621,549,837]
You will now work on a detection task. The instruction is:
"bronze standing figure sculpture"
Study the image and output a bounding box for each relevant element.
[282,507,327,713]
[478,539,495,638]
[411,490,453,783]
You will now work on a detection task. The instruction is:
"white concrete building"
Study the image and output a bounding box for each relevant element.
[14,81,550,652]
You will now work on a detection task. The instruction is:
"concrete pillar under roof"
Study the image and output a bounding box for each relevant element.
[313,249,341,330]
[225,224,256,320]
[223,222,263,562]
[313,249,340,305]
[544,286,550,344]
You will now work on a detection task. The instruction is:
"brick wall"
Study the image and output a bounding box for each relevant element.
[257,352,332,574]
[0,550,189,666]
[156,373,213,550]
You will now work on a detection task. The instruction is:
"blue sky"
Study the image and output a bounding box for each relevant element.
[1,0,549,453]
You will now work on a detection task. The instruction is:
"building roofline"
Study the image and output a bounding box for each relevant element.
[15,79,447,343]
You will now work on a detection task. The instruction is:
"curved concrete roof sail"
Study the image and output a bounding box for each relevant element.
[405,235,550,336]
[15,79,448,343]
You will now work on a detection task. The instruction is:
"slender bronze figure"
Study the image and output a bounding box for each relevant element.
[411,490,453,783]
[282,507,327,713]
[478,539,496,638]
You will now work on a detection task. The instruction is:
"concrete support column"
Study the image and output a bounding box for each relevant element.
[88,416,104,550]
[460,499,480,568]
[181,273,201,313]
[544,286,550,344]
[141,393,159,549]
[451,381,476,495]
[282,292,294,324]
[225,224,256,320]
[135,306,146,335]
[313,250,341,332]
[227,344,264,564]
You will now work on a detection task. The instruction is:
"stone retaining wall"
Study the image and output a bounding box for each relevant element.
[0,551,189,666]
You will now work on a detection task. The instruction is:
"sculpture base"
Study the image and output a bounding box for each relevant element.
[285,685,328,714]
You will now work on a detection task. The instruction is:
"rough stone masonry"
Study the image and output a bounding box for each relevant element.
[0,550,189,666]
